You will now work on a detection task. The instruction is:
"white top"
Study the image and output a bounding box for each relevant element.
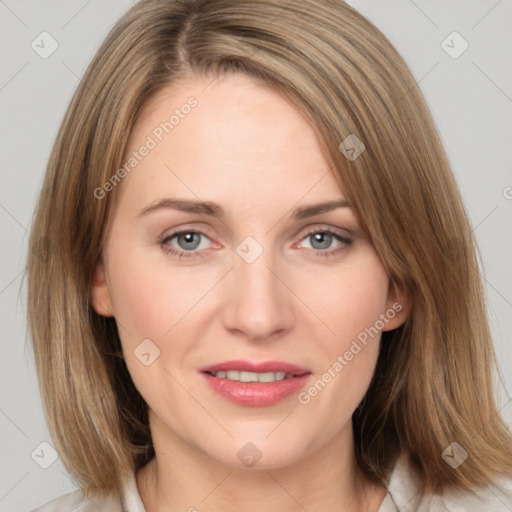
[31,454,512,511]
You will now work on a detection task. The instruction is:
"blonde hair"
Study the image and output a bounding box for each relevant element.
[27,0,512,498]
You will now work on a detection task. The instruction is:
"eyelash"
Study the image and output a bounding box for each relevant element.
[160,227,353,260]
[302,228,353,258]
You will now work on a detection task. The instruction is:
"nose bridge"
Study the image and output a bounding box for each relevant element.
[222,240,294,340]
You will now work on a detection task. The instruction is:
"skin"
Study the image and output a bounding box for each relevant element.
[91,73,410,512]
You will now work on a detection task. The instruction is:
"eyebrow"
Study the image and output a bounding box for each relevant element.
[137,198,350,220]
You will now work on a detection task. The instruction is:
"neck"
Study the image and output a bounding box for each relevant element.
[137,413,387,512]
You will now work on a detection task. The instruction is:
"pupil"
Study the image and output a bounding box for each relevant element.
[311,232,332,250]
[178,232,201,250]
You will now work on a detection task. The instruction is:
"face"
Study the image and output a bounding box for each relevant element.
[91,73,409,470]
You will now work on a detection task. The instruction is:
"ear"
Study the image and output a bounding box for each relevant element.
[90,259,114,317]
[382,278,411,331]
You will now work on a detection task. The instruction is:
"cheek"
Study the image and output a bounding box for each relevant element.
[293,251,389,410]
[108,266,167,340]
[105,251,196,405]
[106,243,203,339]
[297,251,390,349]
[105,246,217,397]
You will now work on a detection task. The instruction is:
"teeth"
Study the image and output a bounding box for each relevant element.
[211,370,293,382]
[239,371,258,382]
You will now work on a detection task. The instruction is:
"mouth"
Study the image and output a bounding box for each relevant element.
[204,370,299,382]
[199,360,312,407]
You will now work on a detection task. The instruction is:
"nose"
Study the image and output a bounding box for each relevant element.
[221,247,295,342]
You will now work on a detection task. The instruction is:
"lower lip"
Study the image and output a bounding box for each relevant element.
[201,372,312,407]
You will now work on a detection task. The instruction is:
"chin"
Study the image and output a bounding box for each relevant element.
[202,435,314,472]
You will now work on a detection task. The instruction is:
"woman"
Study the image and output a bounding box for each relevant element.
[27,0,512,510]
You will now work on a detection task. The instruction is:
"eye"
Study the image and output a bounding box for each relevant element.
[161,230,213,258]
[303,232,336,250]
[297,228,352,258]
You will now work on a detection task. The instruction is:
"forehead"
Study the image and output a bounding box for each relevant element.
[119,73,344,211]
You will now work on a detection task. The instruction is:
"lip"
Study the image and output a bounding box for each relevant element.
[199,359,312,407]
[198,359,310,375]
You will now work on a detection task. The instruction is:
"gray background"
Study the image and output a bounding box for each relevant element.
[1,1,511,510]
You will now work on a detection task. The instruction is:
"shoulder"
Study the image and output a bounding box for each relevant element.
[30,472,143,512]
[432,475,512,511]
[384,454,512,511]
[30,488,121,512]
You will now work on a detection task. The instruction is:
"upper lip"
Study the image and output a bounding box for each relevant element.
[199,359,311,376]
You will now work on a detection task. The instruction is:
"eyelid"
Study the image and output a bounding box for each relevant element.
[292,225,353,256]
[159,223,222,246]
[294,223,352,240]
